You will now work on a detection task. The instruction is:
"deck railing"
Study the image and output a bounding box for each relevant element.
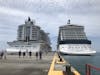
[86,64,100,75]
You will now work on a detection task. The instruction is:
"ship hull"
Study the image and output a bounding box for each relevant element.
[60,51,96,56]
[59,44,96,56]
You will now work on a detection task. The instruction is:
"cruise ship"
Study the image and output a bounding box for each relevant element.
[7,17,51,53]
[58,20,96,55]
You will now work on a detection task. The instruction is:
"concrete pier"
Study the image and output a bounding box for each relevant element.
[0,52,54,75]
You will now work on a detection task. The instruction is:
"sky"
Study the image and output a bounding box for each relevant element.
[0,0,100,51]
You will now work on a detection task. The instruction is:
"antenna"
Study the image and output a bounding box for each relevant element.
[28,17,31,21]
[67,19,70,24]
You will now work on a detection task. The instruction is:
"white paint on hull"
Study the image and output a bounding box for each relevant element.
[6,44,40,52]
[59,44,96,55]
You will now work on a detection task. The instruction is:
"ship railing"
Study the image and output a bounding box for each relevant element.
[86,64,100,75]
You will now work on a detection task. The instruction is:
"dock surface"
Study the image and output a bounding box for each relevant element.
[0,52,54,75]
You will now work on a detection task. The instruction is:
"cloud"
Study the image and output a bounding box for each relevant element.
[0,0,100,15]
[0,6,33,17]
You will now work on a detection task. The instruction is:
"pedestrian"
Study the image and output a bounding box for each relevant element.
[18,51,21,58]
[23,52,26,58]
[35,52,38,59]
[1,52,4,59]
[4,50,7,59]
[39,51,42,60]
[29,51,32,58]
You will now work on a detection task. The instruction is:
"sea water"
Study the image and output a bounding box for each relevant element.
[63,52,100,75]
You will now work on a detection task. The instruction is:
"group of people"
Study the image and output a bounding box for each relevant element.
[18,51,42,59]
[18,51,32,58]
[36,51,42,60]
[0,51,43,60]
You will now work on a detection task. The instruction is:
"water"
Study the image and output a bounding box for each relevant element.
[62,52,100,75]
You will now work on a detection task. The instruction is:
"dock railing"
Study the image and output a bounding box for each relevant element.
[86,64,100,75]
[48,53,80,75]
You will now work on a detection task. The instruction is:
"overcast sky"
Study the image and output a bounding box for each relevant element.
[0,0,100,51]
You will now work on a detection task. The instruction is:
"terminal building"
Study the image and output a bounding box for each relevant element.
[7,17,51,53]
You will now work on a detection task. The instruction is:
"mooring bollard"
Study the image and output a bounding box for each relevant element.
[59,57,63,62]
[58,55,60,58]
[66,64,72,75]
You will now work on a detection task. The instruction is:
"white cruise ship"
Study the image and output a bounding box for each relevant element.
[58,20,96,55]
[7,17,51,53]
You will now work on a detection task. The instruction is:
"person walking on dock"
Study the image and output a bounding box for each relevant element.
[0,52,4,59]
[29,51,32,58]
[35,52,38,60]
[39,51,42,60]
[23,52,26,58]
[18,51,21,58]
[4,50,7,59]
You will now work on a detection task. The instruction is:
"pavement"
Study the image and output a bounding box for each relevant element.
[0,52,54,75]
